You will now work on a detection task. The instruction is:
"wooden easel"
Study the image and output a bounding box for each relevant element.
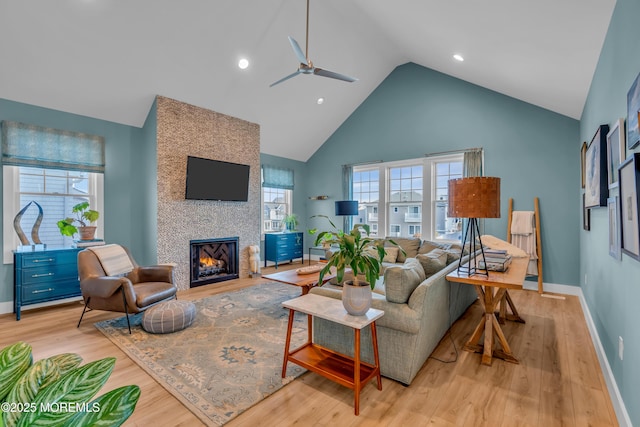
[507,197,543,293]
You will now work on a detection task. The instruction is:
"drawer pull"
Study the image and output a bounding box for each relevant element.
[32,272,55,278]
[32,288,54,294]
[32,258,55,263]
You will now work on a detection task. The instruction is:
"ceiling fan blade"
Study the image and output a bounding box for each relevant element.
[314,67,358,83]
[288,36,308,66]
[269,70,302,87]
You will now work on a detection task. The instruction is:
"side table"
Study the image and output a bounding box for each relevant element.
[281,294,383,415]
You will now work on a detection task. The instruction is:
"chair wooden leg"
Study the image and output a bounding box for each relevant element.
[121,287,131,334]
[77,297,91,328]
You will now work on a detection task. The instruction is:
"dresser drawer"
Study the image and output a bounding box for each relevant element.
[20,264,79,285]
[20,250,78,268]
[22,280,80,303]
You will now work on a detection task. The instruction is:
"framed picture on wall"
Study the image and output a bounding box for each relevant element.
[581,141,587,189]
[583,193,590,231]
[627,71,640,150]
[608,197,621,260]
[585,124,610,208]
[607,119,625,189]
[619,153,640,261]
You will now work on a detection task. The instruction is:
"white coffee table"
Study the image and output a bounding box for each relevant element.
[281,293,384,415]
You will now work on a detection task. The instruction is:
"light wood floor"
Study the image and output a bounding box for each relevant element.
[0,262,618,426]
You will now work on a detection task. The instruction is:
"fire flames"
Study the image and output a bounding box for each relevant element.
[200,256,225,269]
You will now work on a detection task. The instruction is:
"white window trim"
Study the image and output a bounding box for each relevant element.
[2,166,104,264]
[354,154,464,241]
[261,187,292,237]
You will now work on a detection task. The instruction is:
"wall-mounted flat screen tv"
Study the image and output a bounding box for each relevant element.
[185,156,250,201]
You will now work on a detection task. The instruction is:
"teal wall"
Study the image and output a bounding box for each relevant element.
[305,63,580,285]
[580,0,640,423]
[0,98,155,304]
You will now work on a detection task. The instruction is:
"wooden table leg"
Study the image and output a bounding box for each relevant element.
[282,308,295,378]
[370,321,382,390]
[496,290,526,324]
[354,328,361,416]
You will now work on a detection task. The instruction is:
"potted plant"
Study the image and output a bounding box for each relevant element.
[57,201,100,241]
[282,213,299,231]
[310,215,401,315]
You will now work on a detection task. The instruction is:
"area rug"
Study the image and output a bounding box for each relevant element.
[94,282,307,426]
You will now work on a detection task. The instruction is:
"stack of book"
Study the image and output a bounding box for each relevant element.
[74,239,105,248]
[478,249,512,272]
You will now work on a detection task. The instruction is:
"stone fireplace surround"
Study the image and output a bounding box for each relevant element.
[155,96,261,290]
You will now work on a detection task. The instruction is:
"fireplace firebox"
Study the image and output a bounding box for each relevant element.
[190,237,239,287]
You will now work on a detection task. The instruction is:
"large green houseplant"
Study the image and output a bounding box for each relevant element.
[57,201,100,241]
[310,216,401,315]
[0,341,140,427]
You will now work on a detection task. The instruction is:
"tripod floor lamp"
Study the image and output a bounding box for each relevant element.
[447,177,501,276]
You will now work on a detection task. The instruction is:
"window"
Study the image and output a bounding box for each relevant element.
[433,160,463,240]
[3,166,104,263]
[352,154,464,241]
[262,187,292,233]
[352,169,379,235]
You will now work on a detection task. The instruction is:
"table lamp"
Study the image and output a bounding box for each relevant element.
[447,177,501,276]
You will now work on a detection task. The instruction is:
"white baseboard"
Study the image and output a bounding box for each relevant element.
[526,280,631,427]
[0,297,82,317]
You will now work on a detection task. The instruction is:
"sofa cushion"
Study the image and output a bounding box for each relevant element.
[387,237,420,262]
[416,249,448,277]
[383,258,425,304]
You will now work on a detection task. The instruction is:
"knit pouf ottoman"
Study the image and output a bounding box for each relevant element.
[142,300,196,334]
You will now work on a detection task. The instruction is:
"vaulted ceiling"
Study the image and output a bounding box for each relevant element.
[0,0,616,161]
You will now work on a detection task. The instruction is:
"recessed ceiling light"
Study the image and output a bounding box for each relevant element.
[453,54,464,62]
[317,97,325,105]
[238,58,249,69]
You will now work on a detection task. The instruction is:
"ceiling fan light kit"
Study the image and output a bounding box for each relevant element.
[270,0,357,87]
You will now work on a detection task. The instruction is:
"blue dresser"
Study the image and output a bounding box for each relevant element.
[264,232,303,268]
[13,247,82,320]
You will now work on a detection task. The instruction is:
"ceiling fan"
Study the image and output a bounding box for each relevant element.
[270,0,358,87]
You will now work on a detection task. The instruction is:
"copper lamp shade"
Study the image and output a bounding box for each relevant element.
[448,177,501,219]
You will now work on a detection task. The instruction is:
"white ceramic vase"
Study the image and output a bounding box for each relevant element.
[342,281,372,316]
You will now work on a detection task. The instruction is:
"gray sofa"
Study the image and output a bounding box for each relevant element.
[308,253,477,386]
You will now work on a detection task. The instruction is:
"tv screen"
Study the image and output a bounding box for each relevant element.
[185,156,250,201]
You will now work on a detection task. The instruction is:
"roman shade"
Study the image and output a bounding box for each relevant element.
[261,165,294,190]
[1,121,105,173]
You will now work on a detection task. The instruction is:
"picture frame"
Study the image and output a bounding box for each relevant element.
[607,119,625,189]
[584,124,610,208]
[608,197,621,260]
[581,141,587,189]
[627,71,640,150]
[583,193,590,231]
[619,153,640,261]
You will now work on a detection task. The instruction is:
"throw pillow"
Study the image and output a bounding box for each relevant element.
[416,249,448,277]
[382,247,399,263]
[418,240,452,255]
[383,258,425,304]
[387,237,420,262]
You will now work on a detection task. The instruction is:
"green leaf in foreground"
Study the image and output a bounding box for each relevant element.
[61,385,141,427]
[16,358,115,427]
[0,342,33,402]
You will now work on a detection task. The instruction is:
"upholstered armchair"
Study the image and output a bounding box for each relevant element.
[77,245,177,333]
